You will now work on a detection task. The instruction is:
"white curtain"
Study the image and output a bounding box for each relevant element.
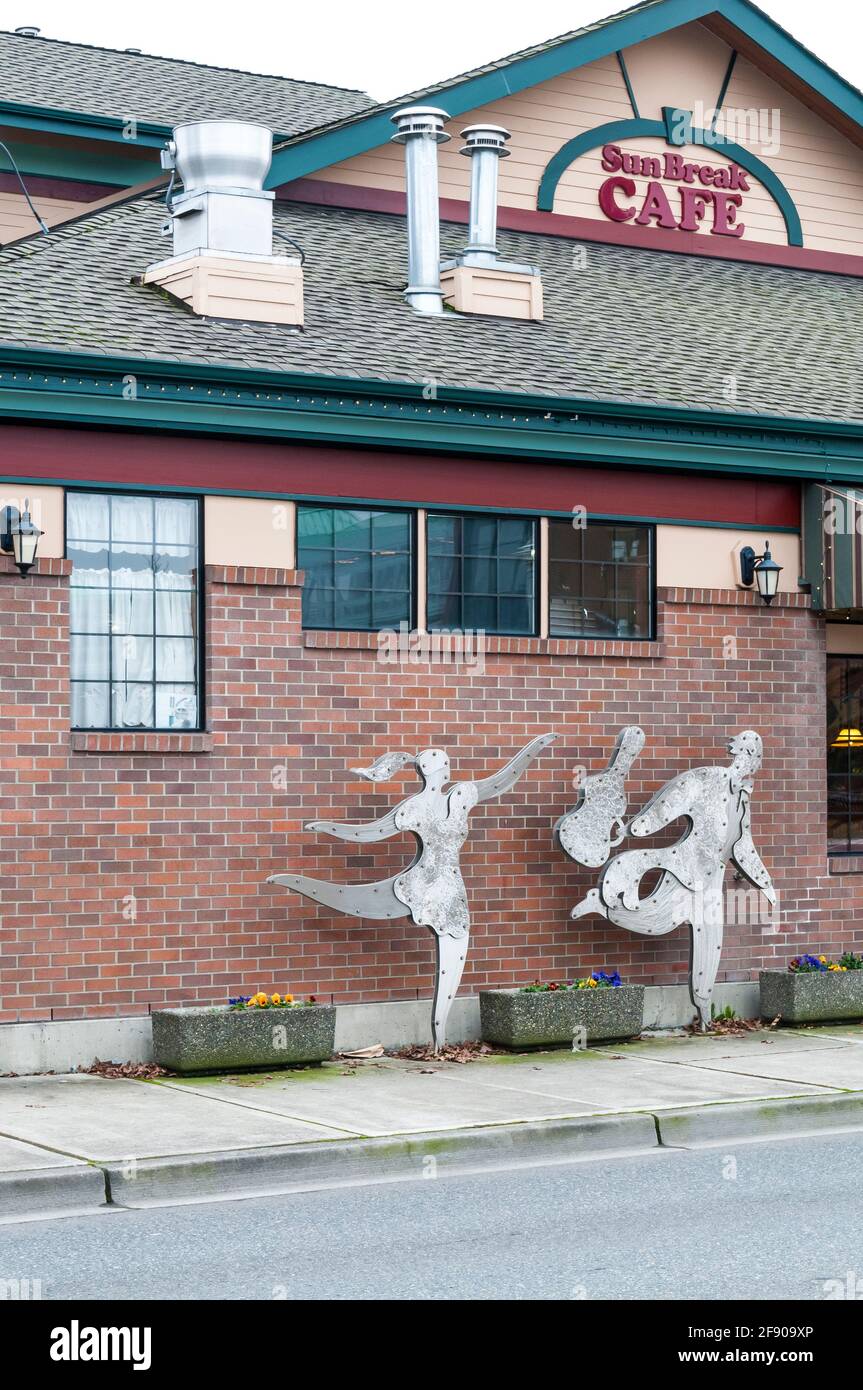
[69,494,198,730]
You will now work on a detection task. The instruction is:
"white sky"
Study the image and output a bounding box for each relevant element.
[0,0,859,102]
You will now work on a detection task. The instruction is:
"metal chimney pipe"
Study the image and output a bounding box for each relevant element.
[390,106,450,315]
[460,124,510,267]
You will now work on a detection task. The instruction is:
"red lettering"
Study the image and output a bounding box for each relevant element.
[598,174,637,222]
[634,181,678,229]
[601,143,623,173]
[697,166,715,186]
[678,187,713,232]
[711,190,745,237]
[664,152,686,180]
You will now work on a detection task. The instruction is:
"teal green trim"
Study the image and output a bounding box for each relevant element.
[2,346,863,487]
[537,118,657,210]
[2,344,863,436]
[0,101,168,147]
[616,51,640,118]
[0,136,157,187]
[662,106,691,145]
[535,114,803,246]
[267,0,863,188]
[712,51,738,131]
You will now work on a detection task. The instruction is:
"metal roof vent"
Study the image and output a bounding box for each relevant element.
[391,106,450,315]
[14,26,41,36]
[439,121,543,322]
[146,119,304,326]
[460,124,510,267]
[162,120,275,258]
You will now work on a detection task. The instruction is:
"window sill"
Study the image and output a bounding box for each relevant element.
[304,630,664,658]
[71,731,213,755]
[828,855,863,875]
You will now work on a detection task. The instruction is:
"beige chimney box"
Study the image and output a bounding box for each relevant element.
[145,120,304,326]
[440,263,543,322]
[142,249,304,326]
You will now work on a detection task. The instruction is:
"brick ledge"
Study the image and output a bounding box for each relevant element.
[304,630,664,658]
[0,555,71,578]
[71,731,213,755]
[659,585,811,609]
[828,855,863,875]
[205,564,303,588]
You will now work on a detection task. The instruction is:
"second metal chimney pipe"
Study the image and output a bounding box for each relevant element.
[460,124,510,267]
[391,106,450,314]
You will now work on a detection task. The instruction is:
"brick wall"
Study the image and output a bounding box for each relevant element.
[1,555,860,1023]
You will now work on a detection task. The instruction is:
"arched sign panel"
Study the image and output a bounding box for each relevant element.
[537,112,803,248]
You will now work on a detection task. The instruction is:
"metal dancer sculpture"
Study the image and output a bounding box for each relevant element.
[566,730,775,1029]
[555,725,645,868]
[268,733,555,1049]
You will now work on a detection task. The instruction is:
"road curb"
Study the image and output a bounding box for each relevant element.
[0,1164,107,1223]
[656,1090,863,1147]
[103,1112,658,1207]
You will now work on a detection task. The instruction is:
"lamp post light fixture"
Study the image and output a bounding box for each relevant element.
[0,499,43,576]
[740,539,782,605]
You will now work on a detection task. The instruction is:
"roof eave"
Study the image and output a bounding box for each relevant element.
[266,0,863,187]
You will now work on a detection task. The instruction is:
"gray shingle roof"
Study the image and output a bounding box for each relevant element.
[1,189,861,425]
[0,29,372,135]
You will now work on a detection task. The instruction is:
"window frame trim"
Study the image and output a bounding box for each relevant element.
[546,516,657,643]
[826,649,863,858]
[297,500,417,634]
[424,508,541,639]
[64,485,206,734]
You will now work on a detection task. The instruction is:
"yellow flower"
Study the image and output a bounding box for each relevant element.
[271,993,281,1005]
[284,993,294,1003]
[245,999,256,1008]
[819,955,827,963]
[587,977,597,988]
[255,992,268,1005]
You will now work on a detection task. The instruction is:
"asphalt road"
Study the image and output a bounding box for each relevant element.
[2,1131,861,1300]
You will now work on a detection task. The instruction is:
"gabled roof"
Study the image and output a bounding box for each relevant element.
[1,189,862,427]
[0,28,373,141]
[267,0,863,185]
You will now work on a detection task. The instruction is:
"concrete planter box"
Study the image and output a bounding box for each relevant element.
[760,971,863,1024]
[480,986,645,1048]
[152,1004,336,1074]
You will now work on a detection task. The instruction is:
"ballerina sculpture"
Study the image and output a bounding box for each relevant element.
[268,733,555,1049]
[569,731,775,1029]
[555,725,645,868]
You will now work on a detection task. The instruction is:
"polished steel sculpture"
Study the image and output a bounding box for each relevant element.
[269,733,555,1049]
[566,730,775,1029]
[555,725,645,868]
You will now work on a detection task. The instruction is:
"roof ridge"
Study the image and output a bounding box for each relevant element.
[0,28,372,98]
[273,0,665,150]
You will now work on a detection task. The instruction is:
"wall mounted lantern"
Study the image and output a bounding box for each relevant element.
[740,539,782,605]
[0,500,43,576]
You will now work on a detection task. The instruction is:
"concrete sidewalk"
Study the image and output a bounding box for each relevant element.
[3,1024,863,1222]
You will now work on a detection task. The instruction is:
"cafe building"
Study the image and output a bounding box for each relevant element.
[2,0,863,1067]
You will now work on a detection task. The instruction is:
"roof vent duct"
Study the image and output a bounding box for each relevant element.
[390,106,450,315]
[162,120,275,258]
[146,120,303,326]
[460,124,510,267]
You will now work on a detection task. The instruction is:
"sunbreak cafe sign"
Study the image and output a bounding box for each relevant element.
[598,143,751,238]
